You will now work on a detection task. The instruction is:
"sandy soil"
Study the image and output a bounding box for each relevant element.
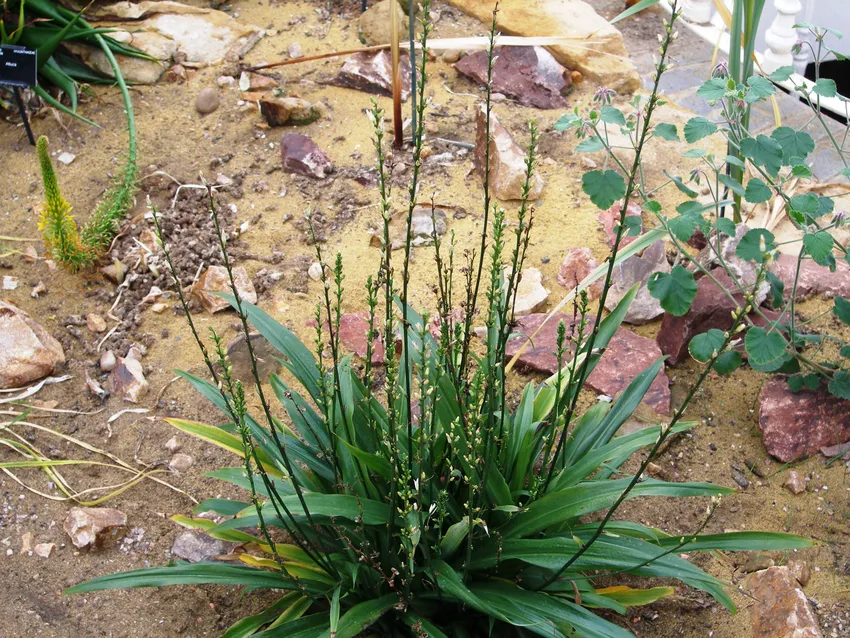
[0,1,847,636]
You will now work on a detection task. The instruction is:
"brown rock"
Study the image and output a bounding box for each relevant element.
[335,50,411,100]
[444,0,640,93]
[557,247,601,298]
[454,46,572,109]
[86,313,107,333]
[164,437,182,454]
[260,97,321,126]
[758,378,850,462]
[474,105,545,201]
[604,240,669,325]
[357,0,408,46]
[503,313,670,415]
[740,552,775,573]
[100,260,127,284]
[787,560,811,587]
[783,470,807,495]
[747,566,823,638]
[280,133,333,179]
[107,355,149,403]
[164,64,187,83]
[169,453,194,472]
[770,253,850,300]
[598,201,642,248]
[191,265,258,313]
[195,87,220,114]
[225,333,280,380]
[0,300,65,389]
[242,71,278,91]
[64,507,128,549]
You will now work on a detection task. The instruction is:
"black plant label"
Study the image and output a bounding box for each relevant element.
[0,45,37,88]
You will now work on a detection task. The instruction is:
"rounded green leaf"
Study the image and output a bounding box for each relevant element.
[771,127,815,164]
[683,116,718,143]
[744,327,788,371]
[689,329,726,363]
[834,296,850,325]
[736,228,776,263]
[803,231,835,265]
[744,178,772,203]
[654,123,680,141]
[740,135,783,176]
[713,350,742,375]
[582,169,626,210]
[648,266,698,316]
[828,371,850,399]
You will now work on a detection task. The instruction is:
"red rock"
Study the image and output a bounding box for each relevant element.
[770,253,850,300]
[335,50,411,100]
[191,265,257,314]
[747,566,822,638]
[787,559,811,587]
[557,247,601,298]
[454,46,572,109]
[474,105,545,201]
[0,300,65,389]
[64,507,128,549]
[604,239,669,325]
[759,377,850,462]
[598,201,642,248]
[280,133,333,179]
[503,313,670,415]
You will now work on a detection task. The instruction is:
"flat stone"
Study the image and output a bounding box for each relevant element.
[260,97,321,126]
[0,300,65,389]
[107,355,149,403]
[455,46,572,109]
[557,247,601,297]
[747,566,823,638]
[783,470,807,495]
[241,71,278,91]
[195,87,220,114]
[169,453,194,472]
[770,253,850,300]
[502,313,670,414]
[335,312,386,365]
[57,152,76,165]
[33,543,56,558]
[758,377,850,462]
[164,436,182,453]
[225,333,281,380]
[191,265,257,313]
[171,530,233,563]
[64,507,128,549]
[511,267,550,315]
[598,201,642,248]
[444,0,640,93]
[335,50,411,100]
[604,240,669,325]
[474,104,545,201]
[280,133,333,179]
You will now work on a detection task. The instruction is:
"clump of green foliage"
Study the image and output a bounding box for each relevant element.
[65,2,811,636]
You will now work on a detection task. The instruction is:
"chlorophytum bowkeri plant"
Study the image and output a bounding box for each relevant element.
[66,2,811,636]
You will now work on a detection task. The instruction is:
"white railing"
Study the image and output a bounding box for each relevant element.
[670,0,846,118]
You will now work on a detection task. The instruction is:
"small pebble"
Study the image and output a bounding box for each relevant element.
[195,88,220,115]
[164,437,182,454]
[169,453,194,472]
[783,470,806,495]
[99,350,117,373]
[57,152,76,165]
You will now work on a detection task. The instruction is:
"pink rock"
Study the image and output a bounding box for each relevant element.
[335,312,386,365]
[64,507,128,549]
[758,377,850,462]
[191,266,257,314]
[0,300,65,389]
[770,253,850,299]
[747,566,823,638]
[335,50,411,100]
[598,201,642,248]
[280,133,333,179]
[454,46,572,109]
[502,313,670,415]
[474,105,545,201]
[557,247,601,298]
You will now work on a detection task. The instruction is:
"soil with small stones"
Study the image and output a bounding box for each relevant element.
[0,1,847,637]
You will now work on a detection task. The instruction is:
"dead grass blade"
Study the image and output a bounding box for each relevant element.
[390,0,403,148]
